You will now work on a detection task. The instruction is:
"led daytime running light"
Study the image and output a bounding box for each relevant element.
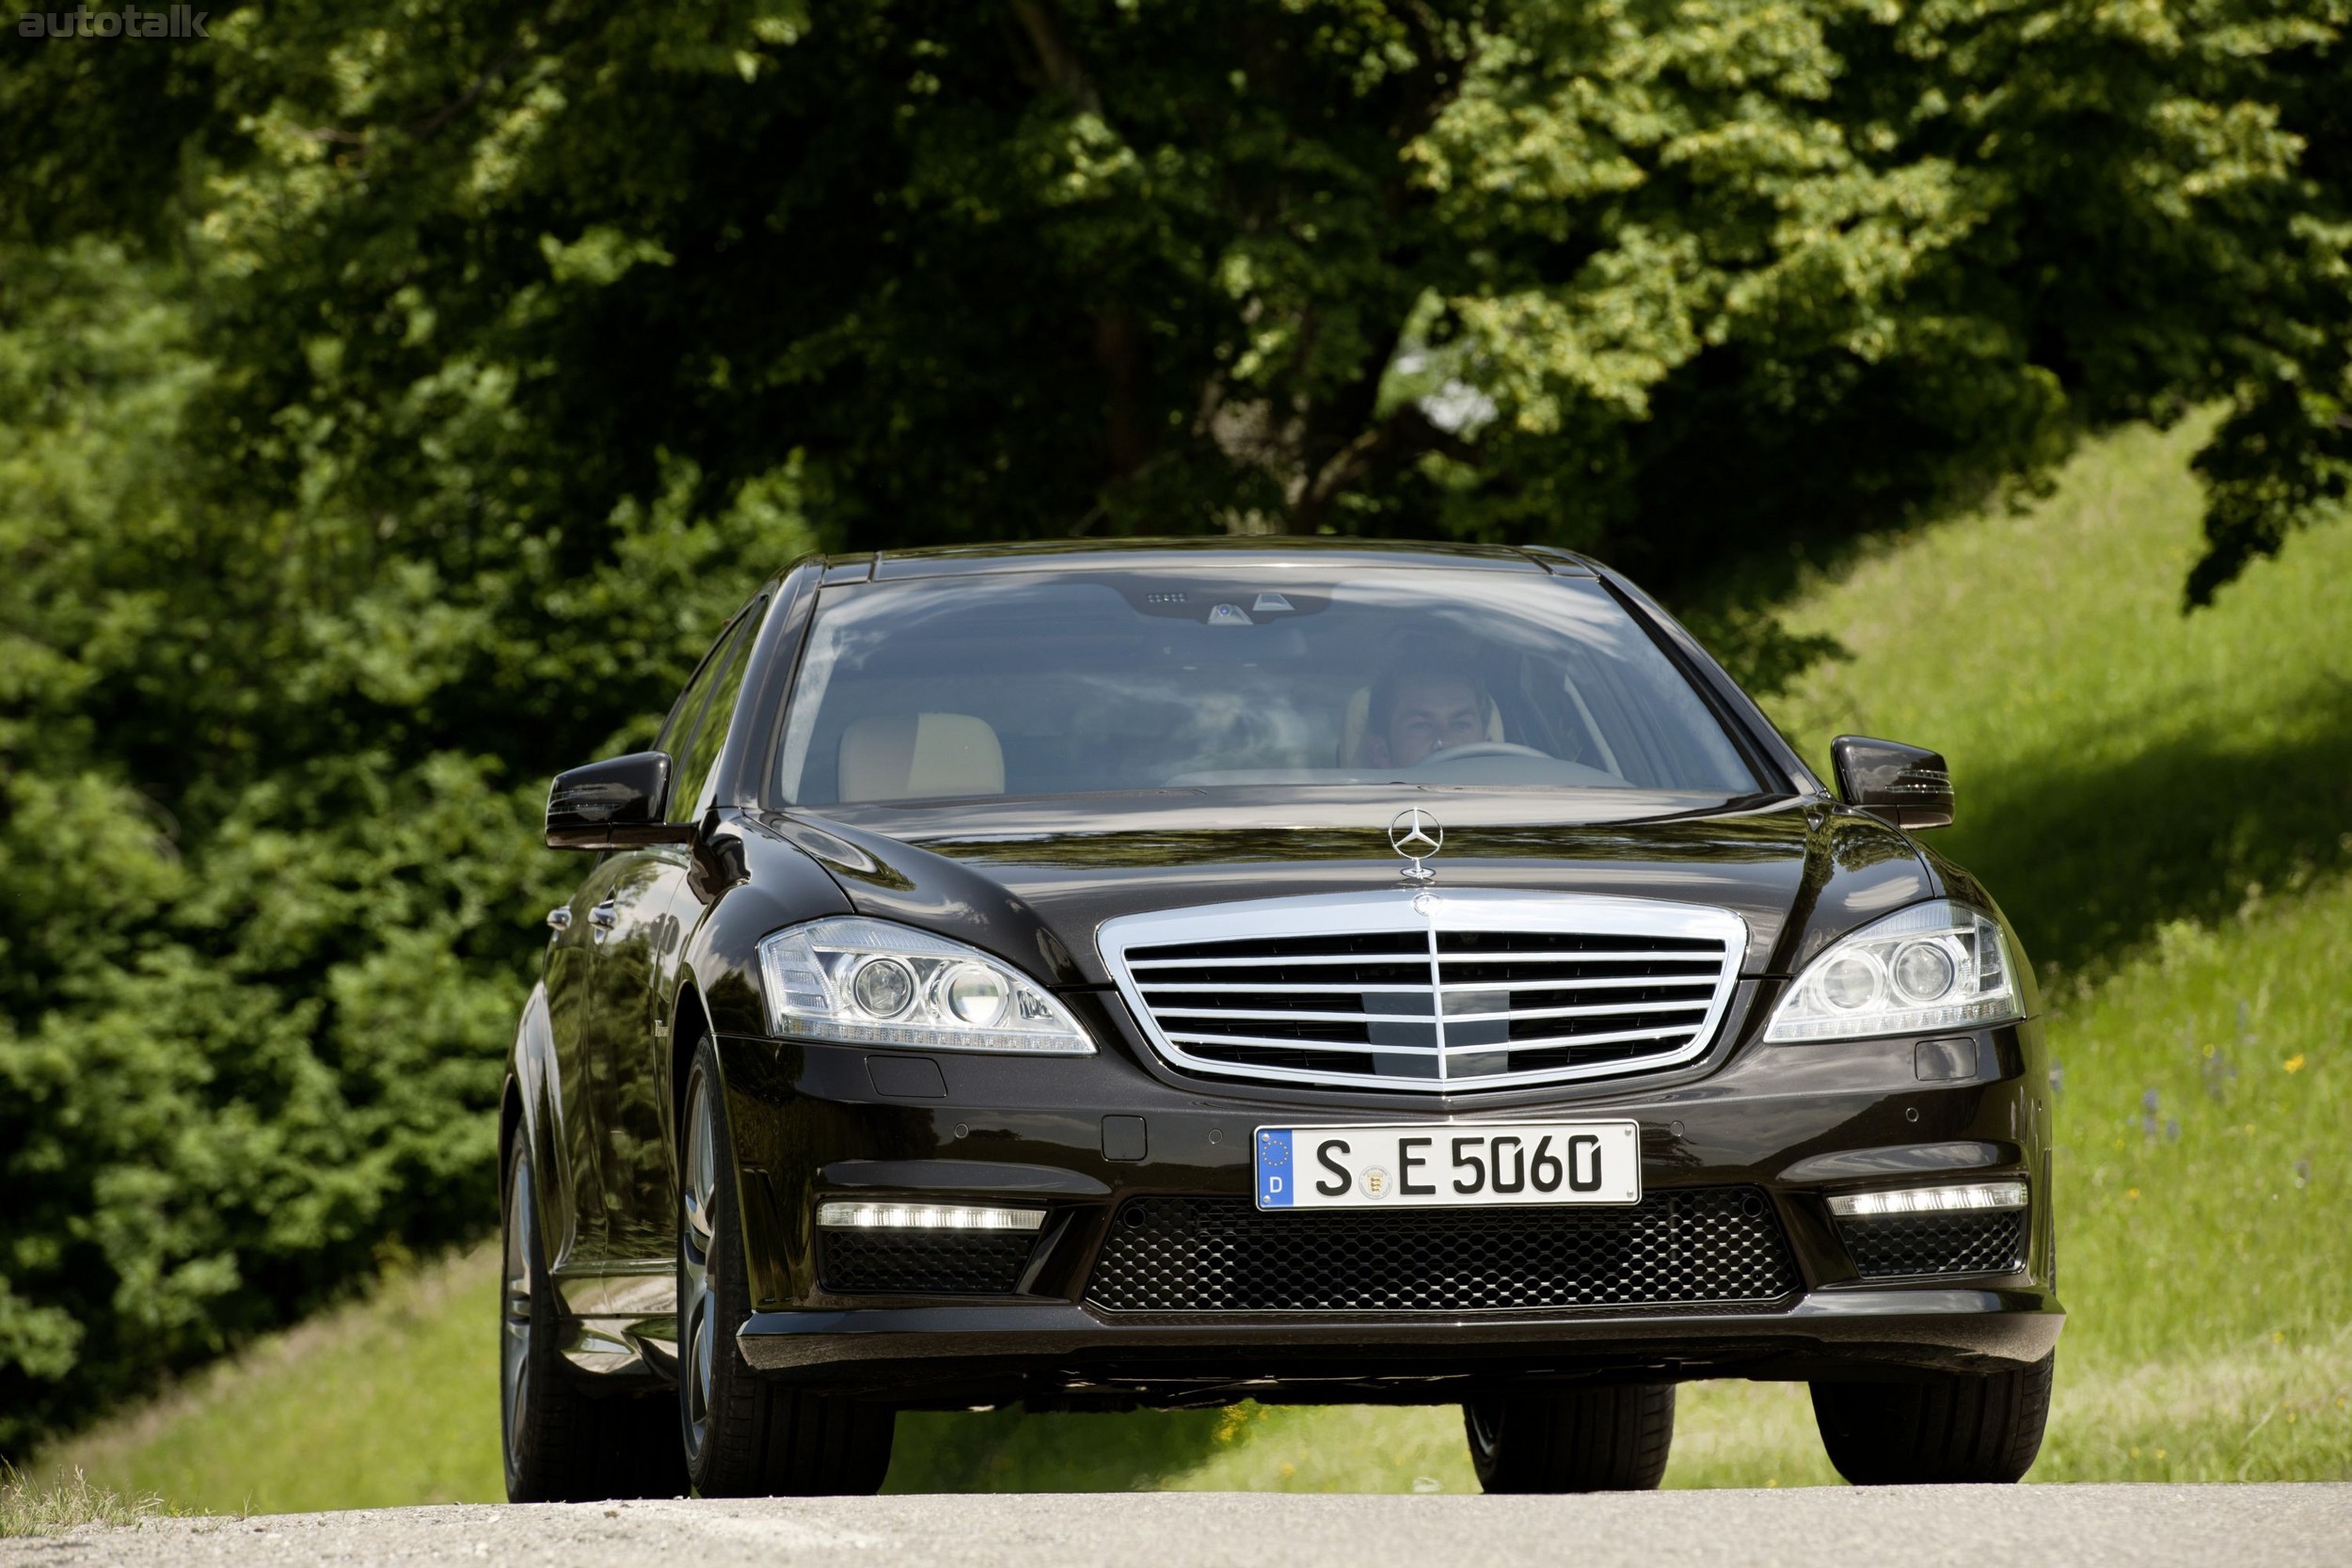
[1828,1180,2028,1218]
[816,1202,1045,1232]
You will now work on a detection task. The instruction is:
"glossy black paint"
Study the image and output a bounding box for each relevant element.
[768,793,1933,991]
[545,751,692,850]
[501,541,2060,1407]
[1831,736,1957,832]
[702,996,2058,1404]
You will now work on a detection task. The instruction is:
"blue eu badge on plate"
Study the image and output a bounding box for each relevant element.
[1256,1129,1295,1207]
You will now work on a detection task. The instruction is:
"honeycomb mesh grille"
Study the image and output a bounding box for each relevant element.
[1837,1210,2026,1279]
[1086,1189,1799,1313]
[821,1229,1036,1294]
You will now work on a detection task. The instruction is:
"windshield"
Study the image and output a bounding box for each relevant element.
[775,570,1764,806]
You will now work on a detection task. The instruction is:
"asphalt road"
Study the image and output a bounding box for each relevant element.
[9,1486,2351,1568]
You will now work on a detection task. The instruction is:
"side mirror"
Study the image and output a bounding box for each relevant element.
[545,752,694,850]
[1830,736,1954,831]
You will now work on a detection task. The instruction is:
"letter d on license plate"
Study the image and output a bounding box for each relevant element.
[1255,1121,1641,1211]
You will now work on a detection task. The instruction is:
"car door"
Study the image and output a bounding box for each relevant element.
[540,871,616,1267]
[582,598,765,1264]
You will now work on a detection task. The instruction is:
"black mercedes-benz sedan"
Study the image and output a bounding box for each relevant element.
[499,540,2059,1501]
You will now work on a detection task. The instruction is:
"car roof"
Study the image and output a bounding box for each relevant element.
[815,537,1599,583]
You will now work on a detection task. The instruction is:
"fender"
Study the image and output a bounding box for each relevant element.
[671,809,856,1050]
[660,813,851,1129]
[1771,804,1940,977]
[504,982,580,1275]
[662,816,854,1308]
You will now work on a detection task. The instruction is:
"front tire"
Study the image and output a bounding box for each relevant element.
[501,1135,685,1502]
[677,1039,894,1497]
[1464,1384,1676,1493]
[1809,1354,2054,1485]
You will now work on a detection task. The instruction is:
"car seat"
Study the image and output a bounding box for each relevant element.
[838,713,1005,801]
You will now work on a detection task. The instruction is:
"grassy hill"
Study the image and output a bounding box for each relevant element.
[27,420,2351,1515]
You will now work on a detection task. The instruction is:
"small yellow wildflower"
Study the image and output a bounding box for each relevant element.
[2283,1054,2306,1073]
[2126,1187,2140,1199]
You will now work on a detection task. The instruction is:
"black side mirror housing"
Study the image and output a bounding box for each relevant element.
[1830,736,1954,831]
[545,752,695,850]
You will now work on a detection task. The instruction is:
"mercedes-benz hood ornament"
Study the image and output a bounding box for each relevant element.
[1389,807,1443,884]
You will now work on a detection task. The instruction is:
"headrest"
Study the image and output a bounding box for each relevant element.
[1339,686,1504,767]
[838,713,1005,802]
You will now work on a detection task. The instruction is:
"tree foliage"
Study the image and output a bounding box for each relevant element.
[8,0,2345,580]
[0,243,813,1449]
[1,0,2347,1447]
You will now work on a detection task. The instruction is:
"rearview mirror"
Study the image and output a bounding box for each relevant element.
[1830,736,1954,831]
[545,752,694,850]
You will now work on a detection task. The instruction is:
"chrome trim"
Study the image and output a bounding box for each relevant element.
[1099,888,1747,1094]
[1389,807,1443,884]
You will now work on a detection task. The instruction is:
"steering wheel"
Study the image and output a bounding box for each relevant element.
[1409,742,1555,768]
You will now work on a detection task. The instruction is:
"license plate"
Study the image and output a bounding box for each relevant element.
[1254,1121,1641,1211]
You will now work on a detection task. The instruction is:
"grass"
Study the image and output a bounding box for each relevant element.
[34,1244,502,1516]
[27,418,2352,1513]
[0,1465,161,1537]
[1772,416,2352,978]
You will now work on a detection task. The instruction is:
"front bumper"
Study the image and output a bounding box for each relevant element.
[739,1288,2060,1402]
[713,993,2060,1405]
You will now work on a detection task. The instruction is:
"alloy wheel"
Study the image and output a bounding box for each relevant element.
[501,1153,534,1470]
[680,1066,719,1464]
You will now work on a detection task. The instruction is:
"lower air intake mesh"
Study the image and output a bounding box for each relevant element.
[821,1229,1037,1295]
[1837,1210,2027,1279]
[1087,1188,1798,1313]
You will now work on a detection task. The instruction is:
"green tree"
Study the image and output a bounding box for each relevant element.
[0,242,815,1449]
[7,0,2344,591]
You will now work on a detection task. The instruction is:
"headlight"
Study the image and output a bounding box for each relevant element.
[755,917,1094,1054]
[1764,899,2019,1043]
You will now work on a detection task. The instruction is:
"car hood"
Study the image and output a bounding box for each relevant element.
[753,789,1936,990]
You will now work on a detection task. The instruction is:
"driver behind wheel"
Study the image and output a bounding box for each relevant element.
[1362,653,1494,768]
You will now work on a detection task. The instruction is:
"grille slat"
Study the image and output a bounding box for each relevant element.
[1132,936,1426,962]
[1168,1034,1420,1053]
[1087,1190,1799,1313]
[1135,974,1718,995]
[1146,993,1711,1021]
[1104,891,1745,1094]
[1131,953,1717,973]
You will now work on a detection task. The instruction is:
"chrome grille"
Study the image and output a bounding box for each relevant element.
[1100,890,1746,1093]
